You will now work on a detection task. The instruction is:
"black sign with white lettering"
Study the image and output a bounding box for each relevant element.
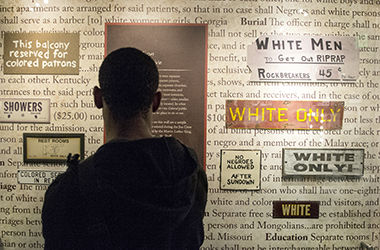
[273,200,320,219]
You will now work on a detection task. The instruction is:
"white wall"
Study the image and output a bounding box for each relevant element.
[0,0,379,249]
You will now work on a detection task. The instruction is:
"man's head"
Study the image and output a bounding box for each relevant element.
[95,47,160,122]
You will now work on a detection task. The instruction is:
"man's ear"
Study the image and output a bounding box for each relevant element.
[152,91,161,112]
[93,86,103,109]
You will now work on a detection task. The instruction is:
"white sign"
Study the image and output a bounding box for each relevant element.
[220,149,261,190]
[0,98,50,123]
[282,148,364,177]
[18,170,64,185]
[248,36,359,82]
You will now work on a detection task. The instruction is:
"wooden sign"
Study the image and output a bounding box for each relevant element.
[220,149,261,190]
[282,148,364,177]
[248,35,359,82]
[226,100,344,130]
[23,133,84,163]
[0,98,50,123]
[4,32,79,75]
[273,201,320,219]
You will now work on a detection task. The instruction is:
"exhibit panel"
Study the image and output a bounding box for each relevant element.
[0,0,379,249]
[105,23,207,164]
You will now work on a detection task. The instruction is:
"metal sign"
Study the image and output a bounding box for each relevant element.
[4,32,79,75]
[226,100,344,130]
[283,148,364,177]
[0,98,50,123]
[18,170,64,185]
[220,149,261,190]
[273,200,320,219]
[248,35,359,82]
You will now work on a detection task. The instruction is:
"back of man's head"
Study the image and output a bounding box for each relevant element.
[99,47,159,121]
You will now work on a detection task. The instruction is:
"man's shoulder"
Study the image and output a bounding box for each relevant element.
[42,155,92,248]
[42,154,96,222]
[45,154,94,197]
[77,154,96,171]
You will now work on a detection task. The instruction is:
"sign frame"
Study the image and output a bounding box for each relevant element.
[23,133,84,164]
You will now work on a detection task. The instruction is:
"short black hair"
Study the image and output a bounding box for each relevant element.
[99,47,159,121]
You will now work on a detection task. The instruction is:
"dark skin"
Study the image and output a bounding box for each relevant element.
[93,86,161,142]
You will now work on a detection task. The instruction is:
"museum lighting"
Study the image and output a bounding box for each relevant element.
[300,9,309,16]
[33,0,49,7]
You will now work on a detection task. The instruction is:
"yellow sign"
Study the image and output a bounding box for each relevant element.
[226,100,344,130]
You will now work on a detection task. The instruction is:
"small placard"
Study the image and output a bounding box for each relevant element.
[23,133,84,163]
[18,170,64,185]
[283,148,364,177]
[226,100,344,130]
[220,149,261,190]
[0,98,50,123]
[248,35,359,82]
[273,201,320,219]
[4,32,79,75]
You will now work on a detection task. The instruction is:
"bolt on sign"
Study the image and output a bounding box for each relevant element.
[4,32,79,75]
[226,100,344,130]
[220,149,261,191]
[273,201,320,219]
[0,98,50,123]
[282,148,364,177]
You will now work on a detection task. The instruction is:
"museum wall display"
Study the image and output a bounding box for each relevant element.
[0,0,379,249]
